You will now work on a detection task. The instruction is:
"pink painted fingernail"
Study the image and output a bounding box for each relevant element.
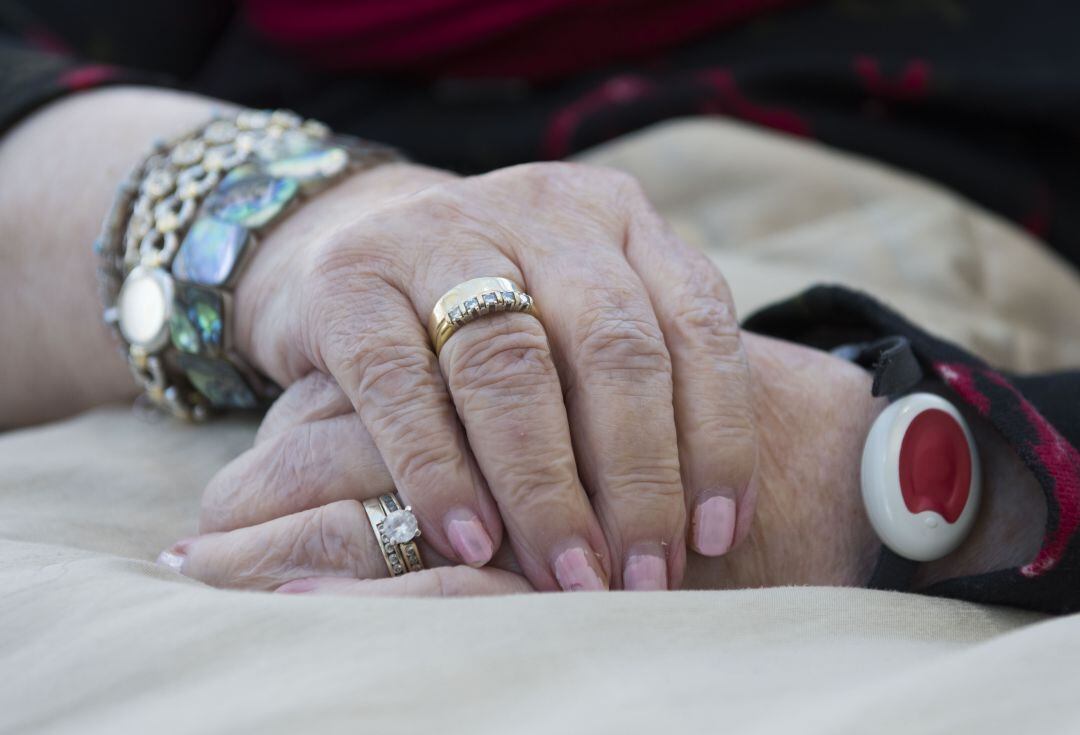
[623,552,668,591]
[444,508,495,567]
[156,537,195,573]
[553,544,606,592]
[693,494,737,556]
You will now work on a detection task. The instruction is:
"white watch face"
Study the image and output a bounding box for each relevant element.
[117,265,174,352]
[860,392,981,562]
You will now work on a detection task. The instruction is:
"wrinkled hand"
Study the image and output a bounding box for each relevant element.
[197,162,759,591]
[171,333,891,597]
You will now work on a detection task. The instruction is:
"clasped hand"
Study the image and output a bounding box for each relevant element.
[175,161,765,592]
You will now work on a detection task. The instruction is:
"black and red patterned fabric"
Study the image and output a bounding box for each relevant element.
[2,1,1079,612]
[746,286,1080,614]
[3,0,1077,266]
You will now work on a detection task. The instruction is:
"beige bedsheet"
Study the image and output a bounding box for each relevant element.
[3,119,1080,734]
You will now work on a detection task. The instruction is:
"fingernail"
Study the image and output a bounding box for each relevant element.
[553,544,606,592]
[693,493,737,556]
[623,552,668,591]
[444,508,495,567]
[156,537,195,573]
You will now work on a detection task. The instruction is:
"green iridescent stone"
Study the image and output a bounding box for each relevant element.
[169,284,224,356]
[265,147,348,183]
[218,164,258,188]
[172,217,250,286]
[205,169,298,229]
[177,353,259,409]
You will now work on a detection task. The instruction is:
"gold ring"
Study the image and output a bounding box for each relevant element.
[379,493,424,573]
[362,492,423,576]
[428,277,538,355]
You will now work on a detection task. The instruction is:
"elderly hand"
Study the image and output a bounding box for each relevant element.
[167,257,1046,597]
[162,333,890,595]
[196,161,758,592]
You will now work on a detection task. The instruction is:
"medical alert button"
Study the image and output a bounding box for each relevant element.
[861,393,981,562]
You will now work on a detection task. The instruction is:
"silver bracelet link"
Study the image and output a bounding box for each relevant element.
[96,108,399,420]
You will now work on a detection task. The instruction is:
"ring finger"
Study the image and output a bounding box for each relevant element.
[169,499,441,590]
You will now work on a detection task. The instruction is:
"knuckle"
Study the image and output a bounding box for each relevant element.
[267,424,326,498]
[668,291,742,353]
[692,420,758,489]
[257,372,343,442]
[200,427,323,532]
[594,459,685,528]
[498,450,580,507]
[445,320,557,400]
[395,438,463,489]
[501,161,611,208]
[604,462,684,499]
[351,343,441,412]
[510,161,583,189]
[300,237,395,345]
[199,469,241,532]
[307,500,369,575]
[603,487,686,535]
[304,227,391,297]
[401,187,475,229]
[574,302,671,381]
[607,168,647,203]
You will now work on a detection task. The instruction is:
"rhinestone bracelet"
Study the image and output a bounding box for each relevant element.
[95,108,400,420]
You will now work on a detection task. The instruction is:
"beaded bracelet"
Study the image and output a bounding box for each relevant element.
[95,108,400,420]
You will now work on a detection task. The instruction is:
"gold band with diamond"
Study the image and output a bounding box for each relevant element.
[428,277,539,355]
[362,496,408,577]
[362,492,423,577]
[378,492,424,573]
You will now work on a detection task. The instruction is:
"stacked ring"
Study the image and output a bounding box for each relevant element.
[379,493,424,573]
[362,492,424,577]
[428,277,539,355]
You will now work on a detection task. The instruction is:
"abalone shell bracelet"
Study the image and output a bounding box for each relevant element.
[95,108,400,420]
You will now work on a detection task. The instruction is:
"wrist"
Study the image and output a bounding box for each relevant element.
[0,85,223,425]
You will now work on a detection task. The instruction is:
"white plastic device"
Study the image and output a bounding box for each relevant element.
[860,392,981,562]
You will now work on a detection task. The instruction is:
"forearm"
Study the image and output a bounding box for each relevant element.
[0,86,226,427]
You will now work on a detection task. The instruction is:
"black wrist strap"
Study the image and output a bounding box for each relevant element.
[833,337,924,591]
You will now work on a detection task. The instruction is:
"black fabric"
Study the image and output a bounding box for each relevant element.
[746,286,1080,614]
[833,336,924,399]
[866,548,919,593]
[1,1,1079,266]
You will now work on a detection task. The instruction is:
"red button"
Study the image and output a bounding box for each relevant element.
[897,408,972,523]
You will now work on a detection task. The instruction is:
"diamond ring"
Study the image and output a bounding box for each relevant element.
[428,277,539,355]
[362,492,424,576]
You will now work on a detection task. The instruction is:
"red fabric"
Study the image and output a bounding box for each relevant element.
[935,361,1080,579]
[243,0,809,81]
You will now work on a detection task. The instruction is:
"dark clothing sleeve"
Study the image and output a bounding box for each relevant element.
[0,0,231,133]
[0,37,116,133]
[0,35,162,134]
[745,286,1080,614]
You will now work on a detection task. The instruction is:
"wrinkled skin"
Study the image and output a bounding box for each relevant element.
[198,161,762,592]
